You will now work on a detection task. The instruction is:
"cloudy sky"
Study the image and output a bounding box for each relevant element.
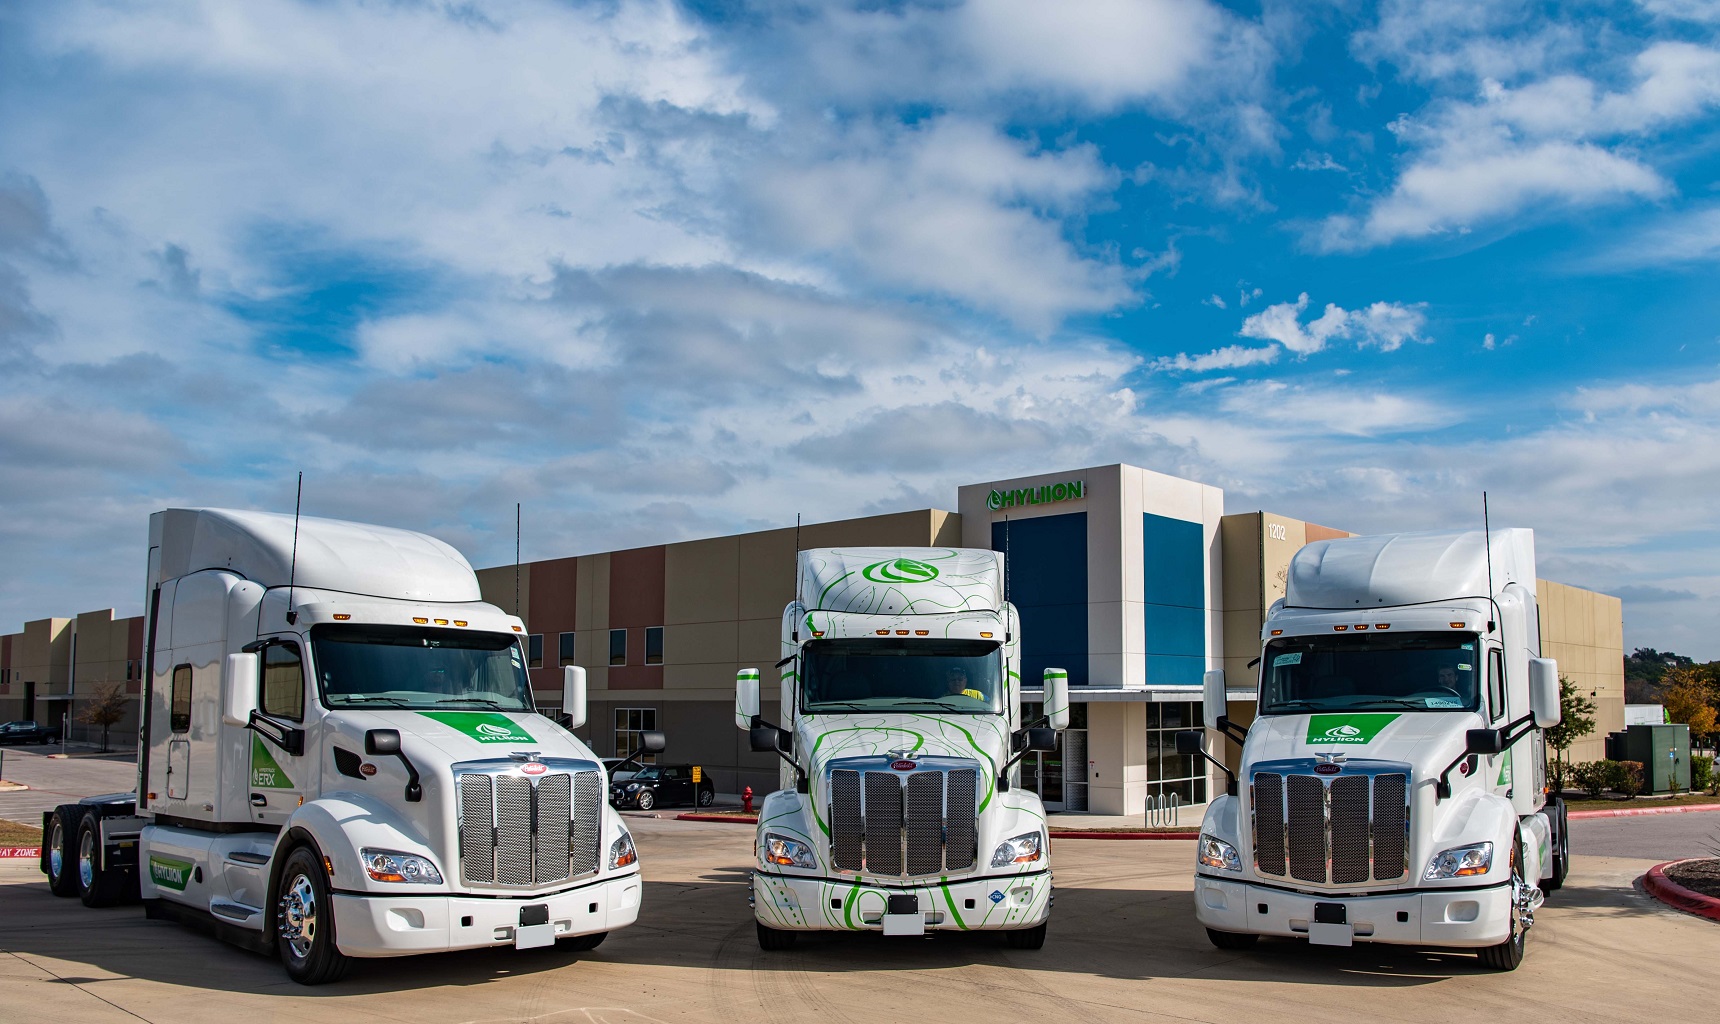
[2,0,1717,659]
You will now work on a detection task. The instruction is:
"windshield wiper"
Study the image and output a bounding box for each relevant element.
[331,695,412,706]
[806,702,877,712]
[436,697,507,708]
[1352,698,1436,709]
[1264,699,1322,711]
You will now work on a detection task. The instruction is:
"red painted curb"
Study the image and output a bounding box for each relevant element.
[676,813,758,824]
[1568,802,1720,819]
[1049,831,1198,841]
[1642,860,1720,921]
[0,847,42,859]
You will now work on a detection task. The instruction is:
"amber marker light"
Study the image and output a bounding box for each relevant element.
[1354,624,1369,630]
[414,617,429,624]
[1333,625,1348,631]
[434,618,449,625]
[332,613,351,620]
[453,620,467,627]
[1270,629,1283,636]
[876,629,890,635]
[915,630,929,636]
[1376,623,1391,630]
[1450,621,1466,629]
[979,632,993,638]
[896,629,909,635]
[512,625,523,632]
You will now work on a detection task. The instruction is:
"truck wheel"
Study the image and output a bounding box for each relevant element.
[1005,923,1048,949]
[45,806,82,897]
[276,846,351,985]
[698,788,714,807]
[1205,928,1258,951]
[560,931,607,952]
[77,813,127,907]
[1479,841,1527,971]
[635,790,655,812]
[756,922,796,950]
[1544,797,1569,894]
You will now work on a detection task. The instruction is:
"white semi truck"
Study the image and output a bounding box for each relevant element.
[734,547,1068,950]
[40,508,660,984]
[1186,529,1566,970]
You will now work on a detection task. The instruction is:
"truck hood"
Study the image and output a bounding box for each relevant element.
[1245,710,1486,777]
[324,708,598,767]
[798,712,1012,778]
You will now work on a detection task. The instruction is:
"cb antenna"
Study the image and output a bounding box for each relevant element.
[1004,514,1012,642]
[285,471,302,624]
[515,502,522,616]
[1483,491,1496,634]
[791,513,802,641]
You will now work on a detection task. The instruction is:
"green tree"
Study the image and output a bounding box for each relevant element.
[1545,674,1597,794]
[75,683,129,753]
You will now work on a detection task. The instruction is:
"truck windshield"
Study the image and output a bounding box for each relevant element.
[800,638,1002,715]
[1258,632,1481,715]
[312,625,533,711]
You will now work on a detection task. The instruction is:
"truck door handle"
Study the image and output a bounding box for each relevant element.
[249,793,267,807]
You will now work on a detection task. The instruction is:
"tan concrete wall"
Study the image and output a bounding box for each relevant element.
[1085,701,1148,815]
[1539,579,1625,763]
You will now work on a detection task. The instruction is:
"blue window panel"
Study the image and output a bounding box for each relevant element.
[1145,603,1205,659]
[1143,513,1206,686]
[993,513,1088,686]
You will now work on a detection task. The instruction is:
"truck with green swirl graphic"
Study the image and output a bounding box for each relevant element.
[733,547,1069,949]
[1186,529,1567,970]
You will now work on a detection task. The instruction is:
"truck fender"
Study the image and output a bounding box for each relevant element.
[274,793,440,897]
[1517,814,1549,888]
[755,789,815,865]
[1196,792,1240,847]
[1428,790,1519,881]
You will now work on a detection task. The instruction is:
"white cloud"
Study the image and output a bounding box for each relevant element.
[1237,293,1430,355]
[1608,203,1720,264]
[1217,380,1455,436]
[1151,344,1278,373]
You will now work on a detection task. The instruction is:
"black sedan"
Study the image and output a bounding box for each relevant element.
[609,763,716,811]
[0,721,59,745]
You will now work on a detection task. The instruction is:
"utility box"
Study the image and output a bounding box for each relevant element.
[1606,724,1692,794]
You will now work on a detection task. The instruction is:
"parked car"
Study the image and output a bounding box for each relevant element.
[601,757,638,783]
[609,763,715,811]
[0,720,59,745]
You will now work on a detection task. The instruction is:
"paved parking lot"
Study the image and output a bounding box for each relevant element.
[1,806,1714,1024]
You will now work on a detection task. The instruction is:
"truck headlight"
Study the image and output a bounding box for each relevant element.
[761,832,816,869]
[1197,834,1242,873]
[608,831,638,869]
[1424,841,1493,880]
[990,831,1044,868]
[360,848,443,884]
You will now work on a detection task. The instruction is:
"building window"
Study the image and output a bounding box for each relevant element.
[559,631,577,666]
[170,664,193,733]
[615,707,658,763]
[609,629,627,666]
[645,626,664,666]
[261,642,305,722]
[527,634,543,669]
[1145,701,1207,805]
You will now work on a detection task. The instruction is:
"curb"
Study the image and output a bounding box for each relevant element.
[1642,860,1720,921]
[1049,831,1199,840]
[0,847,42,859]
[1569,802,1720,819]
[676,813,758,824]
[0,782,30,792]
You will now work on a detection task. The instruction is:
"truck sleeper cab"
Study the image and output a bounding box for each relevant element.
[1188,529,1566,971]
[735,548,1067,951]
[41,508,660,984]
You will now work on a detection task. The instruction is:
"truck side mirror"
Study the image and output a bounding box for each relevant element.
[1201,669,1226,731]
[1175,729,1206,757]
[735,668,761,729]
[749,725,785,753]
[1023,727,1057,752]
[639,730,667,754]
[1043,668,1070,731]
[1466,729,1505,756]
[366,729,402,756]
[222,652,259,727]
[561,665,588,730]
[1529,658,1561,729]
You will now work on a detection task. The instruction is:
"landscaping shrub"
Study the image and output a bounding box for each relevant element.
[1573,760,1613,798]
[1610,760,1646,798]
[1691,754,1714,795]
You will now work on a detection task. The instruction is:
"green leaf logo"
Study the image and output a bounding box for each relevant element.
[861,558,940,584]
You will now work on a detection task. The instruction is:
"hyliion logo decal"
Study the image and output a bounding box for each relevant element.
[418,711,536,744]
[149,854,194,892]
[861,558,940,584]
[1305,714,1399,745]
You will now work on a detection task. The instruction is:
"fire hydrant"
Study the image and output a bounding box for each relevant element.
[742,786,754,813]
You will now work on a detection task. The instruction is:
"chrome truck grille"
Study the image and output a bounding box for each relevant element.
[1252,760,1409,885]
[456,760,603,887]
[828,757,979,877]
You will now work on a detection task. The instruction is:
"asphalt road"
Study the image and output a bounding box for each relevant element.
[2,749,1718,1024]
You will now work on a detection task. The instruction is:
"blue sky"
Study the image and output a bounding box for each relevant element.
[1,0,1717,658]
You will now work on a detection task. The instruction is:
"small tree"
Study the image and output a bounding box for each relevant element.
[1545,674,1597,794]
[1661,664,1719,744]
[76,683,129,753]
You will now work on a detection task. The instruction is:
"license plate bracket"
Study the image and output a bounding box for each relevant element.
[515,904,554,949]
[883,894,923,936]
[1308,922,1354,946]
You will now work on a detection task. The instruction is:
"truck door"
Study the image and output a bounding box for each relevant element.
[248,639,312,827]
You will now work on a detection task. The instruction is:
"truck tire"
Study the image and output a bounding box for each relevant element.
[1478,840,1527,971]
[559,931,607,952]
[276,846,351,985]
[635,790,656,812]
[1005,923,1047,949]
[77,812,128,907]
[698,787,715,807]
[1205,928,1258,951]
[1544,797,1569,894]
[756,922,796,950]
[45,806,82,897]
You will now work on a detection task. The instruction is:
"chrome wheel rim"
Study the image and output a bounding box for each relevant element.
[279,872,318,959]
[78,828,95,889]
[48,822,64,880]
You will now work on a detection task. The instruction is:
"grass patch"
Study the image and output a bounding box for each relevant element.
[1565,793,1720,811]
[0,819,43,846]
